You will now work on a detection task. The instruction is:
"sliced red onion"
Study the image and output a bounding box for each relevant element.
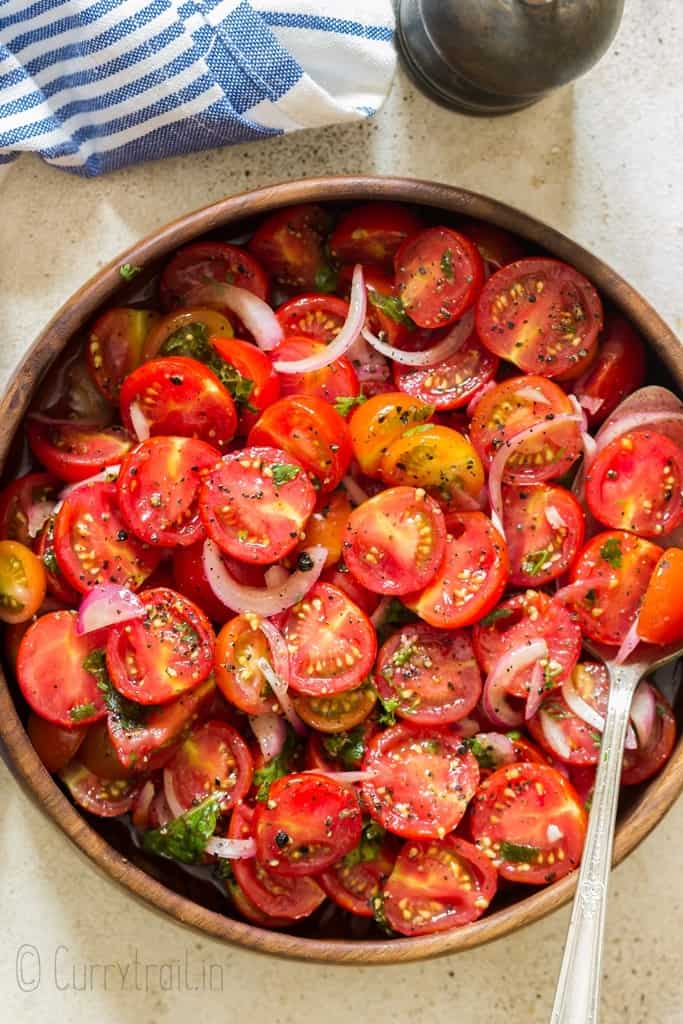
[256,656,307,737]
[202,539,326,617]
[553,576,606,606]
[370,596,392,628]
[451,717,480,739]
[482,639,549,728]
[76,583,146,635]
[256,618,291,683]
[630,681,657,748]
[562,668,638,750]
[473,732,516,767]
[304,769,377,784]
[163,767,186,819]
[192,283,284,352]
[525,660,546,720]
[488,413,582,538]
[347,334,391,384]
[205,836,256,860]
[539,709,572,760]
[26,500,55,539]
[577,394,604,416]
[451,485,488,512]
[131,779,156,830]
[129,401,151,442]
[515,385,552,406]
[361,308,474,367]
[273,265,366,373]
[545,505,568,531]
[249,712,287,762]
[615,615,641,665]
[264,565,289,588]
[466,380,496,418]
[342,475,370,506]
[59,464,121,500]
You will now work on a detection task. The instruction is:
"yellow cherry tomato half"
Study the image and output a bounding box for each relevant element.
[379,425,485,505]
[349,392,434,476]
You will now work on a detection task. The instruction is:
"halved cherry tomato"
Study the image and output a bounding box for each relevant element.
[211,336,281,433]
[106,587,214,705]
[253,771,362,876]
[0,540,47,624]
[330,203,423,268]
[0,471,59,546]
[140,308,234,361]
[508,734,549,767]
[34,516,80,604]
[457,220,527,269]
[225,870,296,929]
[380,425,485,506]
[319,829,397,917]
[586,431,683,538]
[272,336,360,405]
[476,259,603,378]
[469,375,582,481]
[108,676,216,770]
[27,420,133,484]
[86,308,158,402]
[54,481,160,593]
[638,548,683,645]
[470,762,587,884]
[361,724,479,839]
[404,512,508,629]
[395,227,485,329]
[79,720,134,780]
[163,720,253,812]
[215,614,277,716]
[473,590,581,698]
[527,663,609,766]
[17,610,107,727]
[160,241,269,309]
[27,712,86,773]
[503,483,584,586]
[120,356,237,450]
[199,446,315,564]
[296,489,352,569]
[321,561,381,617]
[375,623,482,725]
[382,835,497,935]
[349,392,433,475]
[356,265,431,350]
[343,486,447,596]
[568,530,662,645]
[294,679,377,734]
[60,761,139,817]
[248,204,334,290]
[117,436,219,548]
[276,293,349,342]
[394,336,499,411]
[571,313,647,427]
[230,803,326,919]
[622,685,676,785]
[284,582,377,696]
[248,395,352,493]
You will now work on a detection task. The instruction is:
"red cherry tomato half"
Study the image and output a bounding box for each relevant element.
[254,772,362,876]
[106,587,214,706]
[87,308,158,402]
[638,548,683,646]
[54,481,161,594]
[527,663,610,766]
[568,530,662,646]
[120,356,237,450]
[382,835,498,935]
[321,561,381,617]
[404,512,508,629]
[17,610,107,727]
[283,582,377,696]
[199,446,315,564]
[457,220,527,269]
[60,761,139,817]
[229,803,326,919]
[27,420,134,484]
[272,336,360,406]
[476,258,603,378]
[585,431,683,538]
[0,471,60,547]
[470,762,587,884]
[319,830,397,917]
[393,335,499,411]
[375,623,482,725]
[27,711,86,773]
[621,685,676,786]
[361,724,479,839]
[34,516,80,604]
[276,293,349,343]
[503,483,585,587]
[172,540,232,624]
[330,203,423,268]
[571,313,647,427]
[210,335,281,434]
[214,614,277,716]
[117,436,220,547]
[159,241,268,309]
[248,395,352,493]
[248,204,334,290]
[395,227,485,329]
[343,486,447,596]
[473,590,581,699]
[163,720,253,812]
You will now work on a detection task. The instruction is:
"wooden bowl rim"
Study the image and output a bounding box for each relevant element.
[1,175,681,964]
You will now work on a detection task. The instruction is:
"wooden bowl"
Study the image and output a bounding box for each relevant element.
[1,177,681,964]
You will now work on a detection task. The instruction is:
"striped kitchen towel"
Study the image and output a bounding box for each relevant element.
[0,0,396,176]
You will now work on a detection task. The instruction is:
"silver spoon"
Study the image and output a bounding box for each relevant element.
[550,637,682,1024]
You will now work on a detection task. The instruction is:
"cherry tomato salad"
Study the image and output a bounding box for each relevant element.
[3,201,679,939]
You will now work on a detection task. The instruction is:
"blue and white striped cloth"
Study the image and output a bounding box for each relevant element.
[0,0,396,176]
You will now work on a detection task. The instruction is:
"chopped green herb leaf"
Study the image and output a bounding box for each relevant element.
[521,547,554,577]
[440,249,454,281]
[119,263,141,282]
[69,702,97,722]
[342,820,386,868]
[142,794,223,864]
[462,736,497,770]
[333,394,367,417]
[499,841,540,863]
[42,549,59,575]
[314,264,338,294]
[480,606,514,627]
[160,323,257,412]
[84,649,147,732]
[271,463,301,486]
[600,537,623,569]
[377,695,400,727]
[367,290,415,329]
[322,725,366,770]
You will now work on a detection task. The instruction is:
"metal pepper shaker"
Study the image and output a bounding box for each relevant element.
[396,0,625,115]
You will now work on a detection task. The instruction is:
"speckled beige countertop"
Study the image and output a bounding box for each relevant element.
[1,2,682,1021]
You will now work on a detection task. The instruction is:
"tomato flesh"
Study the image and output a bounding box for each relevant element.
[0,472,60,547]
[319,833,397,917]
[571,313,646,427]
[215,614,277,716]
[87,308,157,402]
[0,539,47,624]
[28,712,86,773]
[60,761,139,817]
[248,204,334,290]
[622,686,676,786]
[27,420,133,484]
[164,720,253,812]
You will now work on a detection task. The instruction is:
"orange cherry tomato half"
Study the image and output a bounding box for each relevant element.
[380,425,485,506]
[349,391,434,476]
[214,614,278,716]
[0,539,47,624]
[638,547,683,646]
[296,488,352,569]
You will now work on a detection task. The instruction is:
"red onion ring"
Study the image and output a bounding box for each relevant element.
[256,656,307,737]
[525,660,546,720]
[561,670,638,750]
[163,767,186,819]
[131,779,156,830]
[202,539,326,616]
[76,583,146,635]
[629,681,657,748]
[273,265,366,373]
[553,576,606,605]
[539,709,572,760]
[249,712,287,762]
[342,475,370,506]
[577,394,604,416]
[205,836,256,859]
[264,565,289,588]
[26,500,55,539]
[191,283,284,352]
[482,639,549,728]
[466,380,496,418]
[361,308,474,367]
[615,616,642,665]
[304,770,377,784]
[59,464,121,499]
[129,401,151,442]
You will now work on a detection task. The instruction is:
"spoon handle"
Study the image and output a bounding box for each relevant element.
[550,664,641,1024]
